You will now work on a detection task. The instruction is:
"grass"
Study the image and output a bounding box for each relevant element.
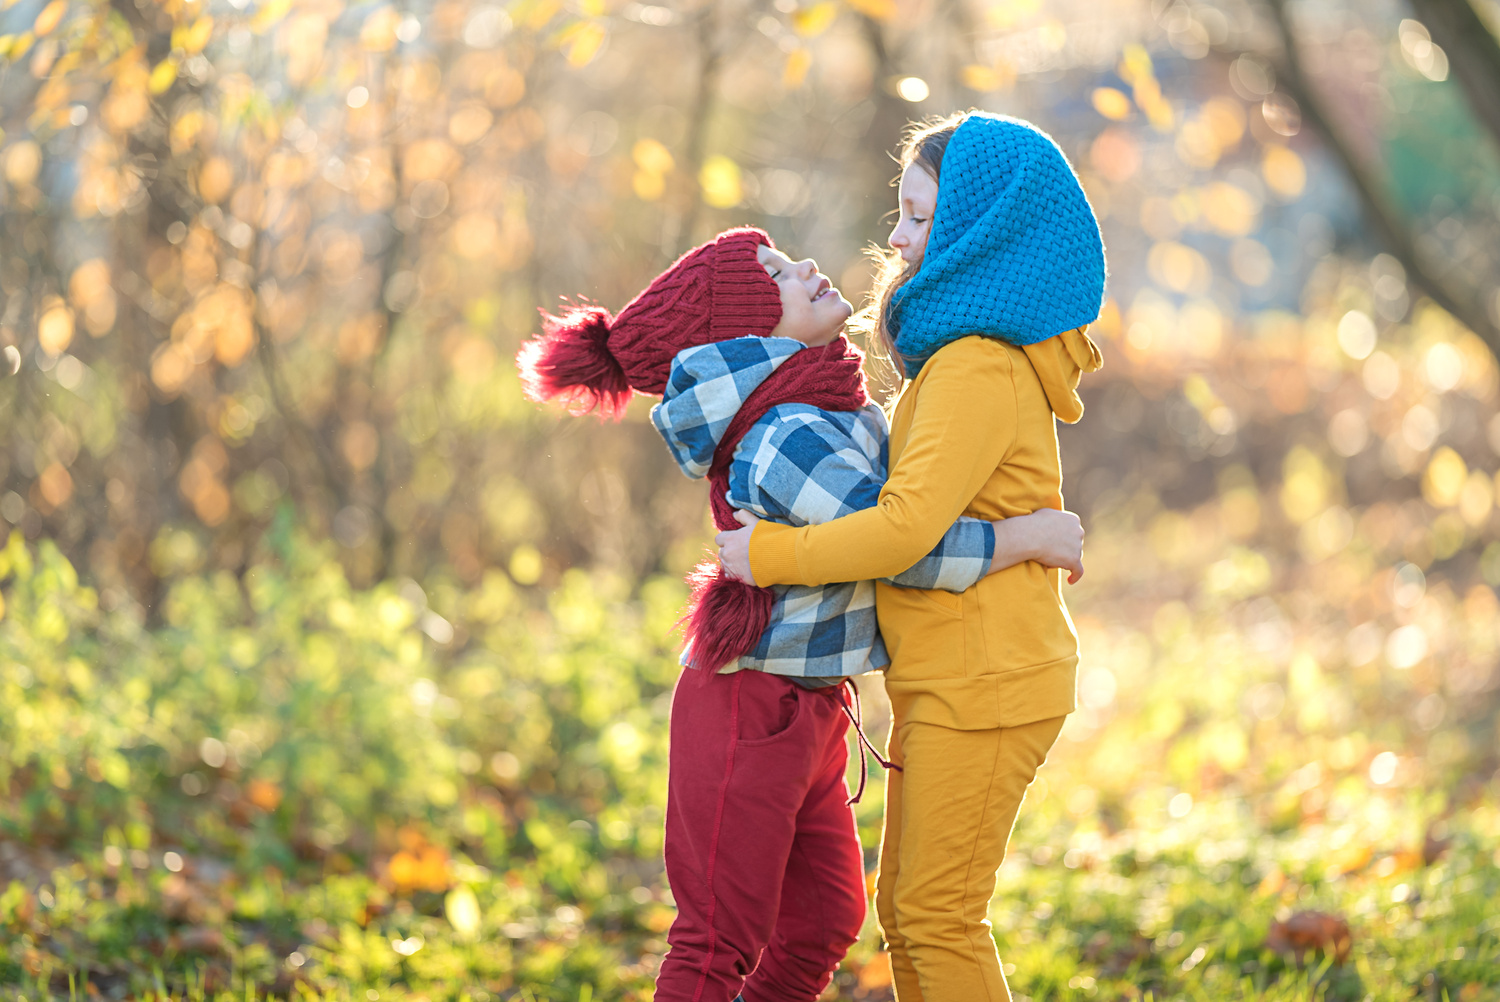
[2,527,1498,1001]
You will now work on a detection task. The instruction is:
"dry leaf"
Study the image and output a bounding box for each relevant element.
[1266,910,1352,967]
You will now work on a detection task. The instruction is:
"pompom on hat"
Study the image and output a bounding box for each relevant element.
[517,227,784,418]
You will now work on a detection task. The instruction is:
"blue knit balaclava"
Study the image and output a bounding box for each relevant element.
[888,113,1107,373]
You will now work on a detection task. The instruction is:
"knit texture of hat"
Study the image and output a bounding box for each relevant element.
[516,228,783,419]
[889,113,1107,373]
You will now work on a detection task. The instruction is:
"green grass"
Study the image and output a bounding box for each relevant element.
[3,807,1497,1001]
[2,529,1498,1001]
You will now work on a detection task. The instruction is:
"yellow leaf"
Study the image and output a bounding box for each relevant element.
[633,169,664,200]
[38,301,75,356]
[3,140,41,185]
[792,1,837,37]
[699,155,741,209]
[251,0,291,34]
[1119,43,1153,85]
[173,15,214,54]
[1424,447,1468,508]
[445,885,482,941]
[9,29,34,60]
[1262,145,1306,200]
[783,47,812,88]
[1199,181,1260,237]
[520,0,562,30]
[845,0,896,20]
[961,62,1015,93]
[0,34,13,59]
[33,0,65,37]
[564,20,605,68]
[1091,86,1132,121]
[632,138,674,175]
[360,6,399,52]
[148,59,177,94]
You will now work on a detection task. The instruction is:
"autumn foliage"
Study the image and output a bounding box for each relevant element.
[3,0,1500,998]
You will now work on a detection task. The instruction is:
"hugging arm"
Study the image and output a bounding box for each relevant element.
[731,411,994,593]
[742,340,1022,587]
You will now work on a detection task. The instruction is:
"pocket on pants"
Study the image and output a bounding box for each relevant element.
[737,675,804,746]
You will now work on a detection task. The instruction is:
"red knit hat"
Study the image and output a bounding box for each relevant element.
[516,228,784,419]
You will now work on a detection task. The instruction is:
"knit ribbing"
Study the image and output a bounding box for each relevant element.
[890,114,1107,372]
[611,229,782,395]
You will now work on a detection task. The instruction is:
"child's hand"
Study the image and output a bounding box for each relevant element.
[716,509,760,583]
[991,508,1084,583]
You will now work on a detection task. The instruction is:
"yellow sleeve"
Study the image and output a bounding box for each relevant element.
[749,337,1018,587]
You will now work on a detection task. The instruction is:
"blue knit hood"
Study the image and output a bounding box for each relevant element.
[889,113,1107,373]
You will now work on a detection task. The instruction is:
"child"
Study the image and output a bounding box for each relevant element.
[517,227,1084,1002]
[718,113,1107,1001]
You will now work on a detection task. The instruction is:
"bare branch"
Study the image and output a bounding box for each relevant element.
[1265,0,1500,360]
[1405,0,1500,154]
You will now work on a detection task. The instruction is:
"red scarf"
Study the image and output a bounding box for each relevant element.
[682,336,871,671]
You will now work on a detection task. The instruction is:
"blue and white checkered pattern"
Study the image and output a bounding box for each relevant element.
[652,338,996,680]
[650,337,805,478]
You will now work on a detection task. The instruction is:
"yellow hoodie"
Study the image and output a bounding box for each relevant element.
[748,329,1103,731]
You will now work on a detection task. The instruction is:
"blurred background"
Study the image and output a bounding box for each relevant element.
[2,0,1500,998]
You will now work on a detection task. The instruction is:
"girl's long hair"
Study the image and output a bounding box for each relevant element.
[854,112,967,388]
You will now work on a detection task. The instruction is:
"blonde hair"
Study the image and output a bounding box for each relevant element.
[853,112,967,389]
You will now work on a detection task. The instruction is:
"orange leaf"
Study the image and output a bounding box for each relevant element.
[246,779,282,812]
[32,0,65,37]
[857,952,893,989]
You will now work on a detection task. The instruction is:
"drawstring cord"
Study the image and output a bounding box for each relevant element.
[836,679,901,806]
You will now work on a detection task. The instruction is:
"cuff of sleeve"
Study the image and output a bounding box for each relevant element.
[748,520,801,587]
[981,520,996,570]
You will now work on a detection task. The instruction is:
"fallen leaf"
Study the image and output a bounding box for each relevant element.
[1423,826,1453,865]
[1266,910,1352,967]
[168,926,226,955]
[857,951,892,989]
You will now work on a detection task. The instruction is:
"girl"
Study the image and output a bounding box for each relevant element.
[717,112,1107,1001]
[517,225,1085,1002]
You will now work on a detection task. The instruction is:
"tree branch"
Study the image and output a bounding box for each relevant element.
[1265,0,1500,360]
[671,4,723,256]
[1405,0,1500,154]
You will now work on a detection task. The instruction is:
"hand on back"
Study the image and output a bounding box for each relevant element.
[990,507,1084,584]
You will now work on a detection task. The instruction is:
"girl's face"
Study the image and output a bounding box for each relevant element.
[888,162,938,267]
[757,244,852,347]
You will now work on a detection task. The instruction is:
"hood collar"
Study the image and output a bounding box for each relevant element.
[1020,327,1103,424]
[649,337,805,479]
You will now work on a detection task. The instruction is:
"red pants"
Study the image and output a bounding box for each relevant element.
[656,668,867,1002]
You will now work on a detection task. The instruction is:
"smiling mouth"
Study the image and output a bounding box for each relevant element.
[813,279,835,302]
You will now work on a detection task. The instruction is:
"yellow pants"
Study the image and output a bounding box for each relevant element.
[875,714,1066,1002]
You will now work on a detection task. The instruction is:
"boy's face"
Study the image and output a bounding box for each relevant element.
[756,244,852,348]
[888,162,937,267]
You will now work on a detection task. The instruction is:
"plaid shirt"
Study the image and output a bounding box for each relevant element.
[651,338,995,680]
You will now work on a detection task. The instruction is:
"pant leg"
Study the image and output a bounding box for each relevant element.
[874,719,922,1002]
[657,670,825,1002]
[890,715,1065,1002]
[743,691,866,1002]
